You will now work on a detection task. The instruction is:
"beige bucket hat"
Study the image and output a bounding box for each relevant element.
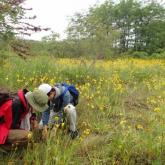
[26,89,48,112]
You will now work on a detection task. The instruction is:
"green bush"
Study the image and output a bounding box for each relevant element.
[132,51,148,58]
[151,51,165,59]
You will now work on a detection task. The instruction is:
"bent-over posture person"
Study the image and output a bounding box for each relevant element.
[38,83,79,139]
[0,89,48,145]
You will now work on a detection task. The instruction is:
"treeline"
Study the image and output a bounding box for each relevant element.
[1,0,165,59]
[31,0,165,58]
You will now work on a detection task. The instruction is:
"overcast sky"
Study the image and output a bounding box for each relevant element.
[23,0,106,40]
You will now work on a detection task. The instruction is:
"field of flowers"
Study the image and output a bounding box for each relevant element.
[0,56,165,164]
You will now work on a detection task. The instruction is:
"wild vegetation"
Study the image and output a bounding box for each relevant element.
[0,57,165,164]
[0,0,165,164]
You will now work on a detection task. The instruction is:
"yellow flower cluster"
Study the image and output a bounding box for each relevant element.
[153,107,161,113]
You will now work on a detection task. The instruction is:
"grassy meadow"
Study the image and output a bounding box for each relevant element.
[0,56,165,164]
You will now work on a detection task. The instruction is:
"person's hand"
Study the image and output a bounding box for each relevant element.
[34,120,39,129]
[42,125,48,140]
[31,120,39,129]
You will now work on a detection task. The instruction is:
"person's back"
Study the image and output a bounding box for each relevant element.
[52,83,74,112]
[0,89,48,145]
[0,89,29,144]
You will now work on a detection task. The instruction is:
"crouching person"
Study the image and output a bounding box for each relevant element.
[38,83,79,139]
[0,89,48,146]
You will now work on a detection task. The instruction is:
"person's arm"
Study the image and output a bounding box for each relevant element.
[42,124,48,140]
[42,108,50,126]
[30,113,37,121]
[41,106,51,139]
[30,113,39,129]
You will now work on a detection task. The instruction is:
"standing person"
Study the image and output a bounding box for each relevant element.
[38,83,79,139]
[0,88,48,145]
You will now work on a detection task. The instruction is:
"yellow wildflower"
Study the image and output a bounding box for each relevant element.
[54,116,59,121]
[136,124,143,130]
[61,122,65,128]
[120,120,127,125]
[153,107,161,112]
[27,132,33,140]
[83,129,90,135]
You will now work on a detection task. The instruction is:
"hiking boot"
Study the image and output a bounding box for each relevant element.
[69,130,79,139]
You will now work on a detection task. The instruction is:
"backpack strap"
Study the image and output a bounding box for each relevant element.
[17,90,29,124]
[17,90,28,111]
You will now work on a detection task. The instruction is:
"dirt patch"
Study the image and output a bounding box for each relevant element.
[124,97,149,112]
[77,133,112,156]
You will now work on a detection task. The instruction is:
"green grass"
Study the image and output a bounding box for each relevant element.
[0,56,165,164]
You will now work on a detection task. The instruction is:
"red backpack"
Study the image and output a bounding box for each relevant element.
[0,89,28,144]
[0,99,13,144]
[0,88,13,107]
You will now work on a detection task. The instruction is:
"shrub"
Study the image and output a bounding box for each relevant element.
[132,51,148,58]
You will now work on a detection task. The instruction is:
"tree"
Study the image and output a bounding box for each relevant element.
[66,0,165,56]
[134,2,165,53]
[0,0,45,38]
[0,0,49,58]
[66,1,118,58]
[109,0,165,54]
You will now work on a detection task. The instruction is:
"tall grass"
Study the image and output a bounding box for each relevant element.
[0,56,165,164]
